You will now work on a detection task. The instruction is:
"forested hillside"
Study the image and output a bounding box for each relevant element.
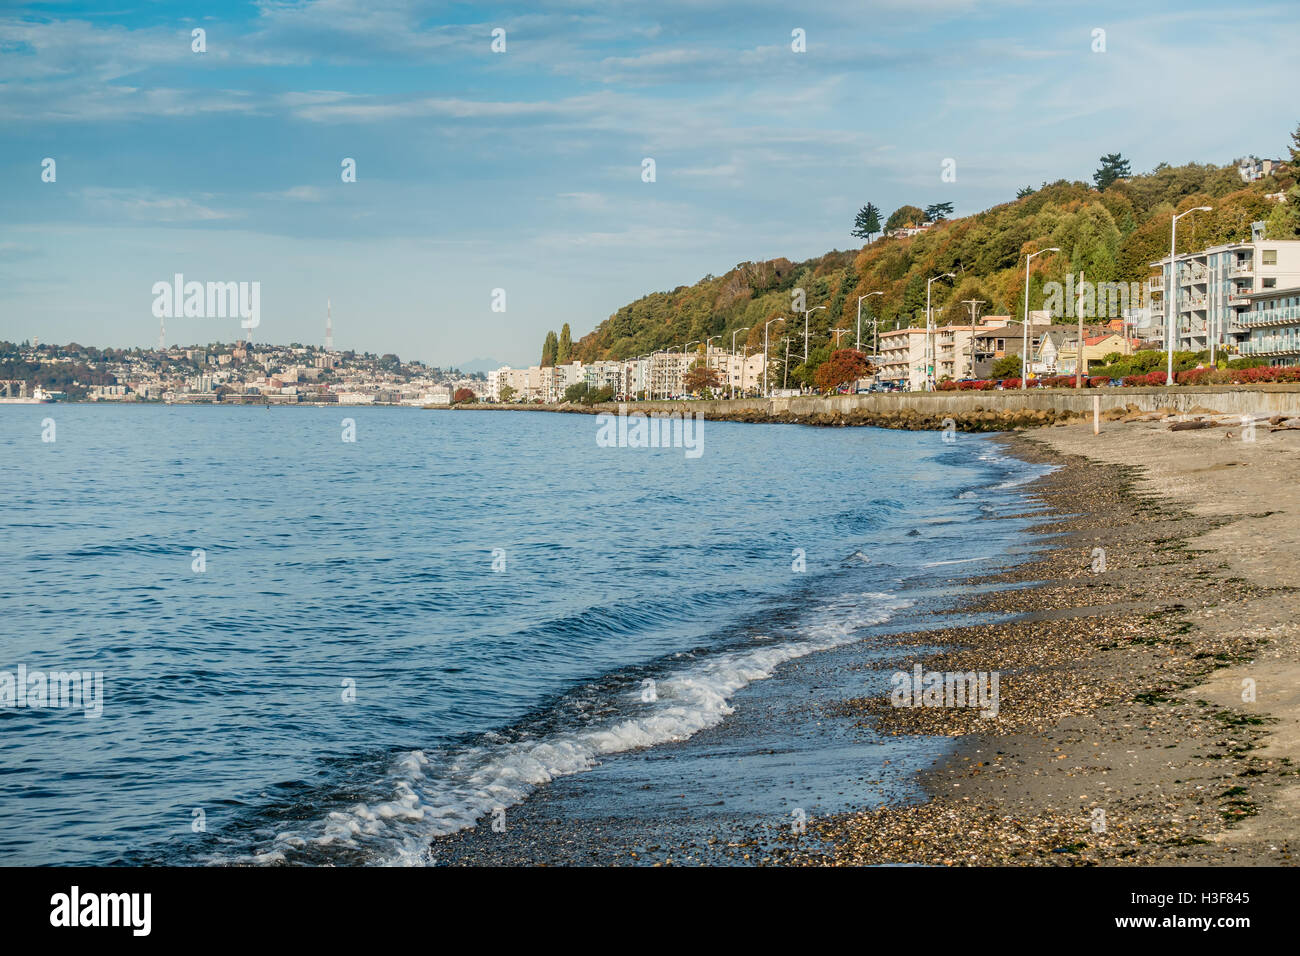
[548,126,1300,387]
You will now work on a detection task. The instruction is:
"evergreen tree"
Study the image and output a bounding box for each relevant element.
[851,203,882,242]
[924,202,954,222]
[1267,121,1300,238]
[557,323,572,364]
[1016,185,1036,199]
[1093,153,1132,191]
[541,330,558,367]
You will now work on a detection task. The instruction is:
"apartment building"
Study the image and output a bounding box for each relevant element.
[1149,224,1300,353]
[877,328,928,390]
[701,346,766,396]
[1236,285,1300,366]
[931,316,1019,381]
[551,361,586,401]
[647,351,692,399]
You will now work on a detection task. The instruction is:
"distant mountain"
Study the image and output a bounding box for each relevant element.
[452,357,506,375]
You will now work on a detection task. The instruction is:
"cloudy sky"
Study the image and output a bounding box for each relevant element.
[2,0,1297,367]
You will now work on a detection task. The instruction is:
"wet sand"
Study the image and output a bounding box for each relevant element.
[797,418,1300,866]
[430,417,1300,865]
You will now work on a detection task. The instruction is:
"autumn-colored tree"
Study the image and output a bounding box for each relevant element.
[813,349,872,392]
[682,360,723,395]
[453,387,476,403]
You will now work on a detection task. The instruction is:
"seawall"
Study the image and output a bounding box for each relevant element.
[459,384,1300,431]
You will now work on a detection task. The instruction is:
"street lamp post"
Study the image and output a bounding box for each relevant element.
[961,299,985,379]
[1020,247,1061,389]
[763,317,784,397]
[925,273,955,391]
[857,292,883,354]
[1166,206,1212,385]
[730,327,749,400]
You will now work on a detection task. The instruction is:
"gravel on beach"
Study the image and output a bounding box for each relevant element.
[791,425,1300,866]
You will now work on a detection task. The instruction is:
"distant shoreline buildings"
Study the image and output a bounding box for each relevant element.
[487,346,768,403]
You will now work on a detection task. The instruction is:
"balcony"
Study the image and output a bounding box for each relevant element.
[1179,269,1208,286]
[1147,276,1164,292]
[1240,342,1300,357]
[1230,261,1254,277]
[1236,304,1300,329]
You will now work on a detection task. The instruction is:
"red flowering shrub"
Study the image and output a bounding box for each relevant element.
[1089,376,1109,387]
[1001,378,1021,389]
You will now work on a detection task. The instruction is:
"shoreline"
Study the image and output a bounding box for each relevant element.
[424,419,1299,866]
[795,423,1299,865]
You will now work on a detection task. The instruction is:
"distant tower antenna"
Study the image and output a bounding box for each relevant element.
[326,298,334,351]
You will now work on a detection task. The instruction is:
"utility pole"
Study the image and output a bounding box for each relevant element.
[831,328,850,348]
[782,336,791,390]
[961,299,985,379]
[803,306,826,362]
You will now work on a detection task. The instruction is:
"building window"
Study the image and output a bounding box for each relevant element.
[1262,249,1278,266]
[1263,278,1277,289]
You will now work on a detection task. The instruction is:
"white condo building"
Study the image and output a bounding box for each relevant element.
[1149,223,1300,354]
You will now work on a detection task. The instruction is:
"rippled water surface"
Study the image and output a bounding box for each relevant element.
[0,405,1043,864]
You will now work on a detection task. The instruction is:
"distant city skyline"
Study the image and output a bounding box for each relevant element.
[2,0,1298,367]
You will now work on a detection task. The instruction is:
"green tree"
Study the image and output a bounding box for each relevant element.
[540,330,558,367]
[498,384,516,403]
[1266,121,1300,238]
[563,381,589,403]
[557,323,573,364]
[991,355,1021,378]
[1016,185,1036,199]
[1093,153,1132,191]
[885,205,925,233]
[924,202,954,222]
[852,203,882,242]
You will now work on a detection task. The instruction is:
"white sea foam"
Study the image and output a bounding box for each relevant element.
[234,591,911,867]
[922,556,984,568]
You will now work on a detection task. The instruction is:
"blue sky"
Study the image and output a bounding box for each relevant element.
[2,0,1297,367]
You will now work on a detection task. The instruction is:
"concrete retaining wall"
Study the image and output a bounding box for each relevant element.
[463,384,1300,430]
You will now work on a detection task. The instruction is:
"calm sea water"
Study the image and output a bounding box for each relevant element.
[0,405,1045,865]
